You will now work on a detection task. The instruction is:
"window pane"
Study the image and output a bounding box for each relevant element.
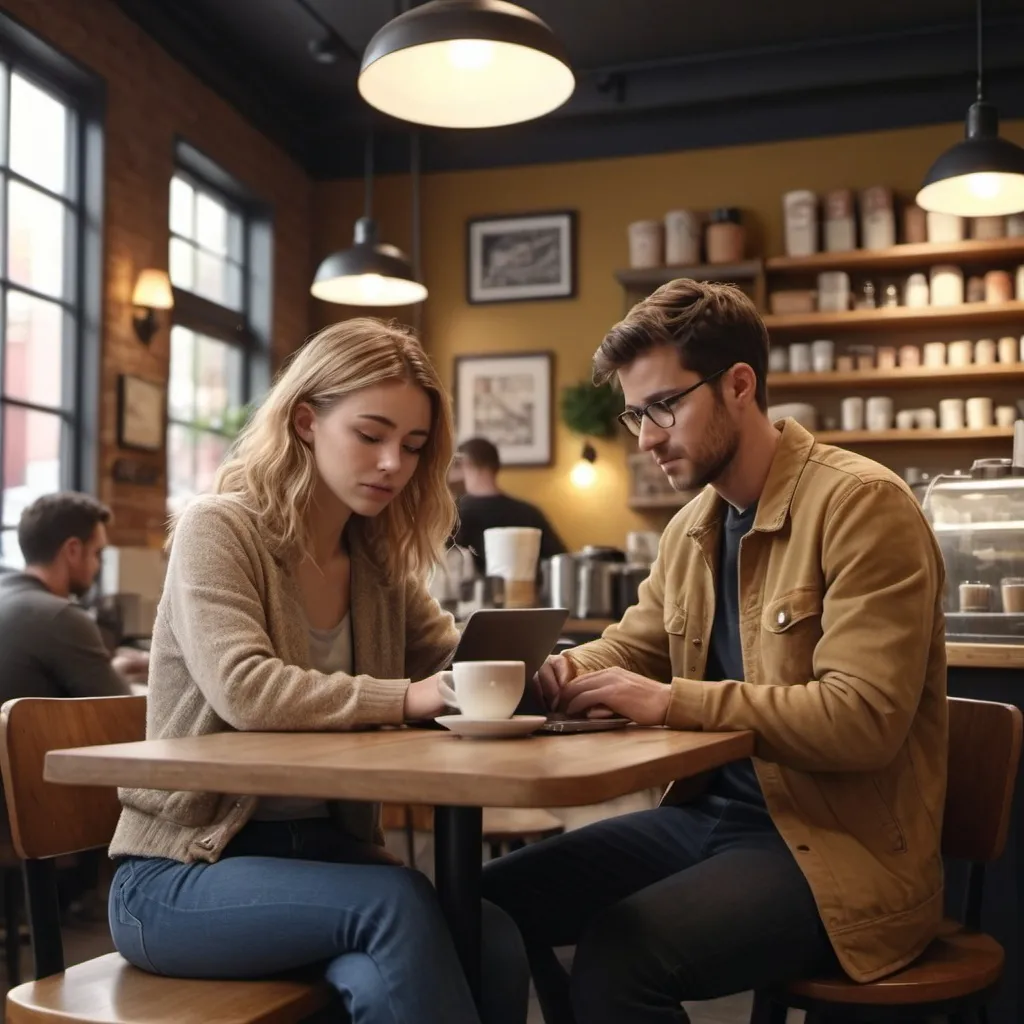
[196,334,242,425]
[8,181,65,298]
[170,237,194,291]
[167,422,195,514]
[168,325,195,422]
[2,405,64,526]
[195,430,228,493]
[227,211,244,261]
[170,176,194,240]
[0,529,24,569]
[4,290,64,408]
[196,191,228,254]
[195,249,226,306]
[10,73,68,195]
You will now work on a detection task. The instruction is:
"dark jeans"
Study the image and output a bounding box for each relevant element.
[109,819,528,1024]
[482,795,837,1024]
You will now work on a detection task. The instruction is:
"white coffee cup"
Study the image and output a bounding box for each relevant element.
[965,396,994,429]
[438,660,525,720]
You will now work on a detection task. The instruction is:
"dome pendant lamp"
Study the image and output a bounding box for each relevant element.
[311,133,428,307]
[358,0,575,129]
[916,0,1024,217]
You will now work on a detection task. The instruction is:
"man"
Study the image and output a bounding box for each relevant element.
[0,492,140,703]
[452,437,567,575]
[482,280,947,1024]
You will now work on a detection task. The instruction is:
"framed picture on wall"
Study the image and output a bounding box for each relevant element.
[466,210,576,304]
[453,352,554,467]
[117,374,165,452]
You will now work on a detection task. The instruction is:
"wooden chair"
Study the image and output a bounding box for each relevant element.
[751,696,1022,1024]
[0,828,23,987]
[0,695,332,1023]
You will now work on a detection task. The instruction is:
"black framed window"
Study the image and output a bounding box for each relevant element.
[0,13,103,568]
[167,143,271,513]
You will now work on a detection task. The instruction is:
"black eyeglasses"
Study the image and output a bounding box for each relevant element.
[617,366,731,438]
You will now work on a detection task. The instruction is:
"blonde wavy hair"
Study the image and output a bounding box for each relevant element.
[210,318,456,581]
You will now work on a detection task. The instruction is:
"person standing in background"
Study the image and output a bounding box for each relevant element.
[453,437,567,575]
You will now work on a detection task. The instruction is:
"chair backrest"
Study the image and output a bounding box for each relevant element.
[0,696,146,860]
[943,696,1023,863]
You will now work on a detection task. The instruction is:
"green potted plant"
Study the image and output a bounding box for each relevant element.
[560,380,622,487]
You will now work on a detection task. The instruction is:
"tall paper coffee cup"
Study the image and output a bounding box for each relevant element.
[483,527,542,608]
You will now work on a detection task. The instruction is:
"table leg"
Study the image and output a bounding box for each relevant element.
[434,804,482,1003]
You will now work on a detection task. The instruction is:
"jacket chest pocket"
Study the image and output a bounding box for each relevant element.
[760,586,822,685]
[665,604,703,680]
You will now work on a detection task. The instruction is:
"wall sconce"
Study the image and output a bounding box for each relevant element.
[132,269,174,344]
[569,442,597,489]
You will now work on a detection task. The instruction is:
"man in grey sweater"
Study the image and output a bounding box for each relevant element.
[0,492,138,703]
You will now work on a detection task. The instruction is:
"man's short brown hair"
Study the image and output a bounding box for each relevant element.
[592,279,769,411]
[18,492,111,566]
[457,437,500,473]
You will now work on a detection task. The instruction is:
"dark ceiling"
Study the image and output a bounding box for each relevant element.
[114,0,1024,179]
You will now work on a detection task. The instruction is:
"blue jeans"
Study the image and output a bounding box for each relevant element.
[109,819,528,1024]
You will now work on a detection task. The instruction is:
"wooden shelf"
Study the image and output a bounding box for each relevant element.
[767,238,1024,275]
[816,427,1012,444]
[763,301,1024,333]
[615,260,762,291]
[769,364,1024,389]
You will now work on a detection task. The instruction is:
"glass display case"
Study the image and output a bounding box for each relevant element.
[922,459,1024,643]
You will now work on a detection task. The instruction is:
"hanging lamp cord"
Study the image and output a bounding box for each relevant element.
[364,129,374,220]
[975,0,984,103]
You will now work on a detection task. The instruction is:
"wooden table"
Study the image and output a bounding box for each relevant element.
[45,725,752,1000]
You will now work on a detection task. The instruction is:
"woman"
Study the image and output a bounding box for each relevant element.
[107,319,527,1024]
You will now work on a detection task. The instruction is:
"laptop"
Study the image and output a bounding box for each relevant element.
[449,608,630,732]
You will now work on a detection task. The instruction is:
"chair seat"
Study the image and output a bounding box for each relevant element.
[785,924,1004,1006]
[6,952,332,1024]
[481,808,564,842]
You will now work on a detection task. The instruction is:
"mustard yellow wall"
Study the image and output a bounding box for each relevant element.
[312,119,1024,552]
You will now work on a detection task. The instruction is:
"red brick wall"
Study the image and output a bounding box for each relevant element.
[2,0,314,546]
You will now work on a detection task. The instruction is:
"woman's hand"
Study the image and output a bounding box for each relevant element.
[403,673,449,721]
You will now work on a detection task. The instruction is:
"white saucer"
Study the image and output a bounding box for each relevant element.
[436,714,547,739]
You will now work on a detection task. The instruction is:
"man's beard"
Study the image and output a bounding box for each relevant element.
[660,404,740,492]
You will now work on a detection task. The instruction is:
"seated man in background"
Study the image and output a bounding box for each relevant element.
[483,279,948,1024]
[0,492,142,704]
[453,436,567,575]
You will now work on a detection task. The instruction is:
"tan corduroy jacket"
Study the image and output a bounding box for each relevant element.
[566,420,948,984]
[109,495,459,864]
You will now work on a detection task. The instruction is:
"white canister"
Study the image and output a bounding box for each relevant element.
[789,343,812,374]
[895,409,916,430]
[904,273,930,308]
[865,396,894,432]
[860,186,896,250]
[628,220,663,269]
[811,339,835,372]
[783,190,818,257]
[996,405,1017,428]
[971,215,1005,240]
[974,338,997,365]
[916,407,938,430]
[966,396,994,429]
[998,336,1018,364]
[930,265,964,307]
[841,396,865,431]
[939,398,966,431]
[664,210,701,267]
[816,271,850,312]
[768,347,789,373]
[927,211,965,243]
[922,342,947,367]
[948,340,974,367]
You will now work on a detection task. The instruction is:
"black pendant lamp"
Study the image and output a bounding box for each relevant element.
[311,134,428,306]
[358,0,574,129]
[917,0,1024,217]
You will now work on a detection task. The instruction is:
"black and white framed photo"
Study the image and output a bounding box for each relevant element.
[453,352,554,467]
[117,374,165,452]
[466,211,576,304]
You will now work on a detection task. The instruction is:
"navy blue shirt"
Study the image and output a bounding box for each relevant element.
[703,503,769,808]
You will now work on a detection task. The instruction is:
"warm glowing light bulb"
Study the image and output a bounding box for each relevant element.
[359,274,385,301]
[570,458,597,489]
[967,172,1002,200]
[447,38,495,70]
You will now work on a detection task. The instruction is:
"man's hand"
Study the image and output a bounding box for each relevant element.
[535,653,577,709]
[557,667,672,726]
[112,647,149,682]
